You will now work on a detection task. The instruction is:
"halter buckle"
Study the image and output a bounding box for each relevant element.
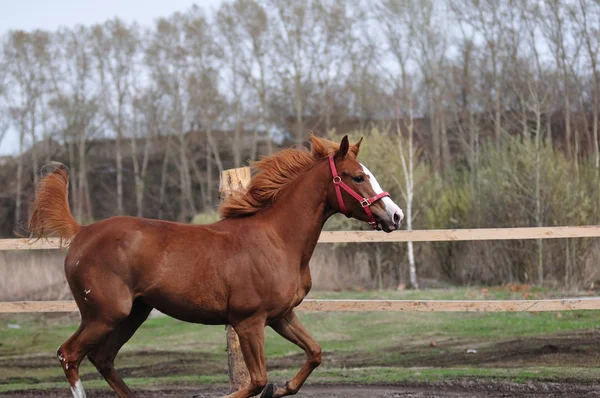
[333,176,342,184]
[360,198,371,207]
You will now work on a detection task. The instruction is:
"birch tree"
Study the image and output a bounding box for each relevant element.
[396,98,419,289]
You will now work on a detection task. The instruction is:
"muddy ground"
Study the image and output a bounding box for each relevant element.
[3,330,600,397]
[2,381,600,398]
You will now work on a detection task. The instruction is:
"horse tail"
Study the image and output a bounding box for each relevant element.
[28,163,81,244]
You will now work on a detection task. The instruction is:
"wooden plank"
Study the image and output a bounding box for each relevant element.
[3,226,600,250]
[317,226,600,243]
[298,298,600,312]
[0,238,63,250]
[4,298,600,314]
[0,301,78,313]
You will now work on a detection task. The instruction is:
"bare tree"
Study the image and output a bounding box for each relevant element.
[146,12,196,221]
[347,20,384,132]
[220,0,274,156]
[185,5,226,210]
[216,1,251,167]
[48,26,100,222]
[129,86,158,218]
[91,19,140,216]
[538,0,582,159]
[451,0,515,148]
[4,30,50,231]
[0,56,8,147]
[570,0,600,176]
[402,0,450,172]
[312,0,361,135]
[267,0,320,143]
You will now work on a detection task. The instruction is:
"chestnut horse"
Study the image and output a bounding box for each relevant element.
[28,134,403,398]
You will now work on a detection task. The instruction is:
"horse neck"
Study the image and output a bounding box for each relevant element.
[266,159,334,265]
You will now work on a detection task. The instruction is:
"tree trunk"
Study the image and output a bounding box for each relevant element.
[294,70,304,143]
[158,138,171,220]
[15,121,25,232]
[30,105,39,188]
[67,141,78,220]
[78,130,88,222]
[406,194,418,289]
[563,67,572,158]
[116,126,124,215]
[115,93,124,216]
[374,245,383,290]
[178,131,189,222]
[494,74,502,147]
[206,139,213,208]
[207,128,224,172]
[534,94,543,285]
[440,107,450,173]
[233,104,242,168]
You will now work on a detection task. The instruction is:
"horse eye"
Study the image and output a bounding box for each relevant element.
[353,176,364,183]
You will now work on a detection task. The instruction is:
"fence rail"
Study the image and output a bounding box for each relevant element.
[3,297,600,314]
[4,225,600,250]
[3,225,600,314]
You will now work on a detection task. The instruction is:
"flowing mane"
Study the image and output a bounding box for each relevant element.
[220,134,357,218]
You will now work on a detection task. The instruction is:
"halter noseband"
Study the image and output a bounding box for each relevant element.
[328,155,390,229]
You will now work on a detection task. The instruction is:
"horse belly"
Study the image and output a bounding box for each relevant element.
[143,292,228,325]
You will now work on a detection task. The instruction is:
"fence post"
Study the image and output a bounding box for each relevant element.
[219,166,252,393]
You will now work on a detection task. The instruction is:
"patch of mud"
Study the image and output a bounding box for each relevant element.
[2,381,599,398]
[3,330,600,397]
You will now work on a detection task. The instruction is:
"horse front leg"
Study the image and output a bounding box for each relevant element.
[262,310,321,398]
[224,319,268,398]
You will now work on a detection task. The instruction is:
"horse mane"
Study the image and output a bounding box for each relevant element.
[220,134,357,218]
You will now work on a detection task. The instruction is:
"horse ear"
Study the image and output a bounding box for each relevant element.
[337,135,350,159]
[350,136,363,157]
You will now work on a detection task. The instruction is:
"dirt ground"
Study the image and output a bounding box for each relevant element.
[2,381,600,398]
[3,329,600,397]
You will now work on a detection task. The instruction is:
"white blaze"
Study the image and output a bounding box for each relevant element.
[360,164,404,224]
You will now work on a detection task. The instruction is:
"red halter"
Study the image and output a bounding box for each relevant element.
[329,155,390,229]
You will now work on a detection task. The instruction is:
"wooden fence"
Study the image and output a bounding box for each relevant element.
[3,225,600,314]
[4,166,600,391]
[4,225,600,250]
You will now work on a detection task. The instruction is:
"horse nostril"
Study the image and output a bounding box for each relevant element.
[393,212,402,227]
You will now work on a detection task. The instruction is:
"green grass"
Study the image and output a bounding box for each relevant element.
[2,288,600,392]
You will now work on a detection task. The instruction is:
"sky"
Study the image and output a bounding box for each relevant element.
[0,0,223,32]
[0,0,224,155]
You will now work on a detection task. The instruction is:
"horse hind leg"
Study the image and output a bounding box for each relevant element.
[57,319,120,398]
[87,299,153,397]
[58,277,134,397]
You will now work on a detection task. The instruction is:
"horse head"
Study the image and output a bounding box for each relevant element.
[328,135,404,232]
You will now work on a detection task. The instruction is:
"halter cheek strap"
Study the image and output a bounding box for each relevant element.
[329,155,390,229]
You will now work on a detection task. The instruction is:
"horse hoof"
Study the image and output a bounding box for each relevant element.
[260,383,275,398]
